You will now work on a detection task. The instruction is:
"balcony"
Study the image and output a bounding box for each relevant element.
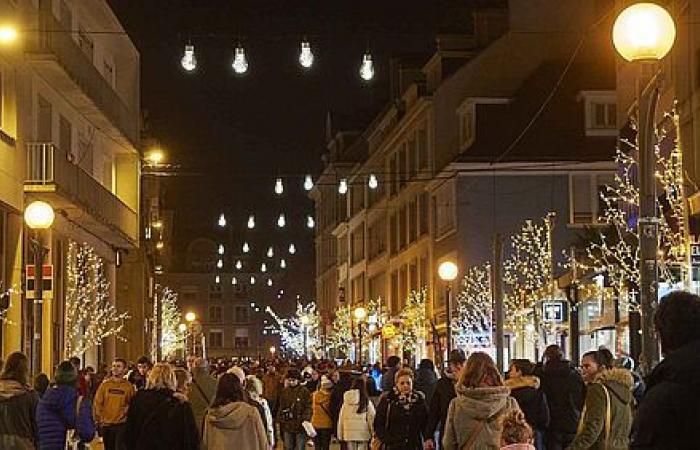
[25,8,139,147]
[25,143,138,248]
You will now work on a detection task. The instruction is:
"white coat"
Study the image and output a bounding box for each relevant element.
[337,389,376,442]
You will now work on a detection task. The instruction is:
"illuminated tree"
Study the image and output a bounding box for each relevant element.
[452,264,493,349]
[400,289,427,354]
[267,301,320,356]
[64,241,129,358]
[328,305,353,352]
[159,287,184,356]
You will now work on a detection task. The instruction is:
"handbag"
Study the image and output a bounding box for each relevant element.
[370,401,390,450]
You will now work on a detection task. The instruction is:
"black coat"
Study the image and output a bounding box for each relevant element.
[631,339,700,450]
[125,388,199,450]
[0,380,39,447]
[414,367,437,406]
[330,373,352,432]
[425,375,456,441]
[374,391,428,450]
[506,376,550,431]
[540,360,585,436]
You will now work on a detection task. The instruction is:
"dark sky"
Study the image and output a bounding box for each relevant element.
[107,0,474,306]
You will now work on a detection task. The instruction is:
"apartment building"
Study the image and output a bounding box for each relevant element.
[0,0,140,371]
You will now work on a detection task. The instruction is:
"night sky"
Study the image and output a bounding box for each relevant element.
[107,0,478,307]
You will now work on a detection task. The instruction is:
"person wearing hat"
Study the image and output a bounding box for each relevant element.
[424,350,466,450]
[311,375,334,450]
[277,368,312,450]
[36,360,96,450]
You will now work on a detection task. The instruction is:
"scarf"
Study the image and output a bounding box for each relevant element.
[392,387,422,410]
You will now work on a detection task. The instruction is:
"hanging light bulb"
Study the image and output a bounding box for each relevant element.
[277,213,286,228]
[307,215,315,229]
[274,178,284,195]
[181,44,197,71]
[368,173,378,189]
[338,178,348,194]
[359,51,375,81]
[288,243,296,254]
[242,242,250,253]
[261,262,267,273]
[218,244,225,255]
[217,259,223,269]
[232,45,248,74]
[303,174,314,191]
[218,213,226,227]
[250,275,256,285]
[235,260,243,270]
[267,246,274,258]
[232,276,238,285]
[267,278,273,287]
[246,215,255,229]
[280,258,287,269]
[299,40,314,68]
[215,275,220,284]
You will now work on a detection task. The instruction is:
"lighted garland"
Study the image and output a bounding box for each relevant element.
[399,289,427,354]
[64,241,129,358]
[266,301,321,356]
[452,264,493,349]
[328,305,353,352]
[159,287,185,357]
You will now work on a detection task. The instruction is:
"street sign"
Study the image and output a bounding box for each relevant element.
[542,301,565,323]
[691,243,700,265]
[25,265,53,300]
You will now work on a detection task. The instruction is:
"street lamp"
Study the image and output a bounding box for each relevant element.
[185,312,196,356]
[300,315,310,359]
[145,148,165,166]
[270,346,276,358]
[0,25,18,44]
[24,200,54,375]
[353,306,367,365]
[438,261,459,356]
[613,2,676,375]
[178,323,187,357]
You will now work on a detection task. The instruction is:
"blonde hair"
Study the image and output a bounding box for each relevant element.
[245,375,263,396]
[394,368,414,382]
[501,410,533,445]
[147,363,177,390]
[458,352,504,389]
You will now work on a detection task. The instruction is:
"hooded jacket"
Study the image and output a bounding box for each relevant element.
[311,388,333,429]
[277,383,312,434]
[202,401,267,450]
[567,368,633,450]
[425,373,457,441]
[631,339,700,450]
[505,375,550,431]
[414,365,438,406]
[36,384,95,450]
[0,379,39,450]
[125,388,199,450]
[442,385,520,450]
[189,367,217,434]
[540,360,585,436]
[337,389,376,442]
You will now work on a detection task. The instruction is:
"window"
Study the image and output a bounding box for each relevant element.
[389,154,398,196]
[209,305,222,323]
[417,128,429,171]
[37,96,52,142]
[209,284,222,300]
[351,227,365,264]
[419,191,429,236]
[458,102,475,149]
[234,328,249,349]
[338,235,348,265]
[368,218,386,260]
[399,265,408,307]
[59,115,72,159]
[351,185,364,215]
[234,306,249,323]
[591,102,616,129]
[390,271,399,313]
[434,182,456,238]
[77,26,94,62]
[399,205,407,250]
[408,199,418,244]
[581,91,617,136]
[408,138,417,179]
[182,290,197,303]
[409,259,418,292]
[369,272,385,301]
[390,213,398,255]
[570,174,615,225]
[419,254,429,290]
[398,146,407,189]
[351,273,365,303]
[209,331,223,348]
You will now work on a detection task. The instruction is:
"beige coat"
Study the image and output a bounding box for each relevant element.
[202,401,268,450]
[442,385,520,450]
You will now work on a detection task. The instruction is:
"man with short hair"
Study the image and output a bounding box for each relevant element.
[424,349,466,450]
[127,356,150,390]
[93,358,134,450]
[631,291,700,449]
[380,355,401,393]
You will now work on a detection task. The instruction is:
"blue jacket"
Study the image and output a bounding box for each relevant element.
[36,385,95,450]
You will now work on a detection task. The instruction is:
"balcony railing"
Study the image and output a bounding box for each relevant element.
[25,143,138,247]
[26,4,139,146]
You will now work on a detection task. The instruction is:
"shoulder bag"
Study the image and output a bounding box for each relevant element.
[576,383,612,449]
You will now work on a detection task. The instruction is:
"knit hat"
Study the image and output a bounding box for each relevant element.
[320,375,333,390]
[55,361,77,385]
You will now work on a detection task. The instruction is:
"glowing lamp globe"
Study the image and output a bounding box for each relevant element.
[612,3,676,62]
[353,306,368,321]
[178,323,187,333]
[185,312,196,322]
[24,201,55,229]
[438,261,459,281]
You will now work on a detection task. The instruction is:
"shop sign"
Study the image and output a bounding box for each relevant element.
[691,243,700,265]
[542,301,566,323]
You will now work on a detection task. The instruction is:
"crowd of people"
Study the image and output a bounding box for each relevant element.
[0,290,697,449]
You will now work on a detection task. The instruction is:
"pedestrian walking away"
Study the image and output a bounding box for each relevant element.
[506,359,549,450]
[0,352,40,450]
[425,349,466,450]
[189,357,217,435]
[311,375,334,450]
[338,378,376,450]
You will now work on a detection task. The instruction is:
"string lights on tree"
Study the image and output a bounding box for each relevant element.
[64,241,129,358]
[328,305,353,353]
[452,264,493,349]
[266,302,321,356]
[399,289,427,355]
[159,287,185,356]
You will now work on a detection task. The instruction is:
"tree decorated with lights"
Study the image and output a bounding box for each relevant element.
[503,214,554,333]
[267,302,321,356]
[399,289,427,354]
[452,263,493,349]
[64,241,129,358]
[328,305,353,352]
[582,117,688,311]
[159,287,184,357]
[0,283,14,324]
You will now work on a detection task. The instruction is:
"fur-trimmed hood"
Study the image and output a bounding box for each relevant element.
[597,368,634,405]
[505,375,540,390]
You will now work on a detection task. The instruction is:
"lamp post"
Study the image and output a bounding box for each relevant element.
[353,306,367,365]
[613,2,676,375]
[185,311,196,356]
[438,261,459,356]
[24,200,55,375]
[178,323,188,358]
[300,315,310,359]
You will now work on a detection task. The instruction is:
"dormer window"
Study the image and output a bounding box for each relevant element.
[580,90,618,136]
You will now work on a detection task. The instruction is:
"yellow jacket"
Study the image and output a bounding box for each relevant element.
[93,377,135,425]
[312,388,333,429]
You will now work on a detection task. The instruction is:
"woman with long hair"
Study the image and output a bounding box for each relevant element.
[125,363,199,450]
[202,373,267,450]
[442,352,521,450]
[338,377,376,450]
[373,368,428,450]
[0,352,40,449]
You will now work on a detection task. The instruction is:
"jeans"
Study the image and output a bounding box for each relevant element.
[314,428,332,450]
[283,431,307,450]
[102,423,127,450]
